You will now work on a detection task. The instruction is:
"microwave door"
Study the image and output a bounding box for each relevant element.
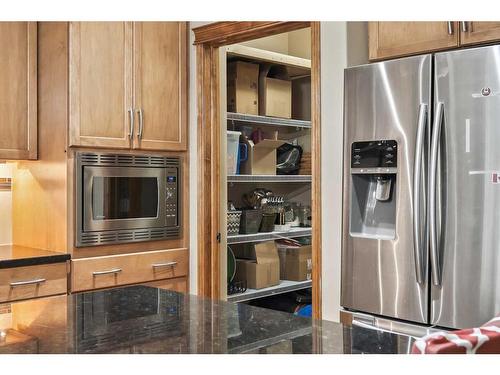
[83,166,166,232]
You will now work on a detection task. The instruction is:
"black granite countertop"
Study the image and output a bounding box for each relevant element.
[0,285,416,354]
[0,245,70,269]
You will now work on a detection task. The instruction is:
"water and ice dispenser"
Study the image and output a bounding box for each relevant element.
[349,140,397,240]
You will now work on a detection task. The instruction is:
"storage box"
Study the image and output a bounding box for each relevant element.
[227,61,259,115]
[239,136,286,175]
[259,65,291,118]
[277,244,312,281]
[234,241,280,289]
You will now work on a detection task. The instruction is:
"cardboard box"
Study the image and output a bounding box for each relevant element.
[227,61,259,115]
[259,65,292,118]
[239,135,286,175]
[277,244,312,281]
[234,241,280,289]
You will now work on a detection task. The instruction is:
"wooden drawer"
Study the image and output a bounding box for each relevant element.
[71,248,188,292]
[0,263,68,303]
[142,277,188,293]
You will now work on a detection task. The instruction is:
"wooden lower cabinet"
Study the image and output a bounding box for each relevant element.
[142,277,188,293]
[71,248,188,292]
[460,22,500,46]
[0,262,68,303]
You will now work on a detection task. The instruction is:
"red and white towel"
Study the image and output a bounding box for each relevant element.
[412,316,500,354]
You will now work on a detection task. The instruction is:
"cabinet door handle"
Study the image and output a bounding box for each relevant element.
[152,261,178,269]
[10,278,46,287]
[128,108,134,140]
[447,22,454,35]
[461,21,469,32]
[137,108,144,140]
[92,268,122,276]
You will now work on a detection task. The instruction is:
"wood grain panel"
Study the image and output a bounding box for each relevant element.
[0,22,37,160]
[0,262,67,303]
[369,22,459,60]
[460,22,500,46]
[12,22,68,252]
[133,22,188,151]
[69,22,133,148]
[71,248,188,292]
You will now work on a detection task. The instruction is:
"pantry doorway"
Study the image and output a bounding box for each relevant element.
[193,22,322,320]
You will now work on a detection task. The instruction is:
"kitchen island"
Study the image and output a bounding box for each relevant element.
[0,285,415,354]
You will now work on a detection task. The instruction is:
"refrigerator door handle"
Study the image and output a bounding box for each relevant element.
[413,103,428,284]
[430,102,444,287]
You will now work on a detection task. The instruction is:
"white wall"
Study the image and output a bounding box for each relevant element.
[320,22,367,322]
[0,190,12,245]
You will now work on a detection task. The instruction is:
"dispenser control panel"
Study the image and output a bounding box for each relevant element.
[351,140,397,168]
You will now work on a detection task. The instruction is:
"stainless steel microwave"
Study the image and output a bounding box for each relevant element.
[76,152,181,247]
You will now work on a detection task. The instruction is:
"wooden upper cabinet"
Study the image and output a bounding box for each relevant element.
[0,22,37,160]
[68,21,187,151]
[133,22,187,151]
[369,22,459,60]
[460,22,500,46]
[69,22,133,149]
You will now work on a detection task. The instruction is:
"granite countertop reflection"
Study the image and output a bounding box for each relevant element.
[0,285,415,354]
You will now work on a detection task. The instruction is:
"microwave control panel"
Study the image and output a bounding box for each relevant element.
[166,167,179,226]
[351,140,397,168]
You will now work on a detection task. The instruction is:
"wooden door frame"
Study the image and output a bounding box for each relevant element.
[193,21,322,320]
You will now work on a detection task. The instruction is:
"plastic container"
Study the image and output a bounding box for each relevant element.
[239,209,262,234]
[260,213,277,232]
[227,131,242,175]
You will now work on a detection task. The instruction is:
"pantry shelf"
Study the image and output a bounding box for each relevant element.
[227,112,311,129]
[227,227,312,245]
[227,279,312,303]
[225,44,311,78]
[227,174,311,183]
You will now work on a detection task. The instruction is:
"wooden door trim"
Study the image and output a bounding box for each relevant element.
[193,21,310,47]
[195,21,323,320]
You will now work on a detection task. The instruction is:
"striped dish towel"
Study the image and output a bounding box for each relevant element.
[412,316,500,354]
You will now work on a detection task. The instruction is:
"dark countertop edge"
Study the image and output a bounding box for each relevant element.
[0,253,71,269]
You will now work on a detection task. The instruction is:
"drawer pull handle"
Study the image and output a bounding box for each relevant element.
[10,278,46,287]
[92,268,122,276]
[152,261,178,269]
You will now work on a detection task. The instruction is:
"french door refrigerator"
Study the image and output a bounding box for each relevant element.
[341,44,500,330]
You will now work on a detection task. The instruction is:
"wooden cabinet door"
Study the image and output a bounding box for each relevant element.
[133,22,187,151]
[0,22,37,160]
[460,22,500,46]
[369,22,459,60]
[69,22,133,149]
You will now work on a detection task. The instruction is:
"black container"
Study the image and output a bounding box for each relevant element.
[259,213,277,232]
[239,209,263,234]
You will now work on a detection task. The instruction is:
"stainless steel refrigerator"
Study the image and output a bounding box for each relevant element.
[341,44,500,330]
